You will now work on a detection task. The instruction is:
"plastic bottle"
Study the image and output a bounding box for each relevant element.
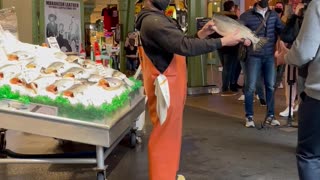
[94,42,102,64]
[90,45,95,62]
[79,43,86,59]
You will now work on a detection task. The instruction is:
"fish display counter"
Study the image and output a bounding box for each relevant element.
[0,23,145,179]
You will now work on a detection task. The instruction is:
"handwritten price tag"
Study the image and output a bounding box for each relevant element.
[96,64,108,77]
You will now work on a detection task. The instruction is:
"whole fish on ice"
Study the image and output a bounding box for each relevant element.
[62,67,85,78]
[0,64,21,80]
[46,78,76,94]
[63,84,90,98]
[43,61,65,74]
[212,13,268,51]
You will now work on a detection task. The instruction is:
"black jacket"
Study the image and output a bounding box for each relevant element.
[280,14,303,45]
[135,9,222,73]
[240,4,284,57]
[280,14,307,78]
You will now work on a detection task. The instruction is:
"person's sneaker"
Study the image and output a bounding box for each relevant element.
[256,95,260,100]
[245,116,255,128]
[279,107,294,117]
[238,95,245,101]
[221,91,238,96]
[265,116,280,126]
[279,82,284,89]
[293,105,299,112]
[259,99,267,106]
[177,174,186,180]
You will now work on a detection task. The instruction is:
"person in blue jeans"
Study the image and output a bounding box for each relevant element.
[240,0,284,128]
[239,61,266,105]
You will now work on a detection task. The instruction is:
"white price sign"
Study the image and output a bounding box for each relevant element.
[47,37,60,50]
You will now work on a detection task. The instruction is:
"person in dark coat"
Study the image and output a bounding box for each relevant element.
[240,0,284,128]
[218,0,241,96]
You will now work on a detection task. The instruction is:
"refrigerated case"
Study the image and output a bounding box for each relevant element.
[0,90,145,180]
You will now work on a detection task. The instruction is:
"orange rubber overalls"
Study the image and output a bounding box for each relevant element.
[138,46,187,180]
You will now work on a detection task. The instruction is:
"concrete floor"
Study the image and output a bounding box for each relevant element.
[0,105,298,180]
[0,65,300,180]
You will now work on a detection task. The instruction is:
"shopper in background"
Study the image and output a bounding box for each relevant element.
[135,0,243,179]
[274,1,285,18]
[218,0,240,96]
[280,1,306,117]
[124,36,138,75]
[234,4,241,17]
[240,0,284,128]
[276,0,320,178]
[277,2,305,117]
[230,3,244,93]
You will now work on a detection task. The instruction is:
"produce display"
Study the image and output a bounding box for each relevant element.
[0,30,142,121]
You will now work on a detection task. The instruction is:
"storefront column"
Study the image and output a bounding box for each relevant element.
[187,0,207,87]
[126,0,136,33]
[118,0,135,73]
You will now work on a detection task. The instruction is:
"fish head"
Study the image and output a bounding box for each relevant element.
[10,77,24,85]
[46,84,58,94]
[7,54,19,61]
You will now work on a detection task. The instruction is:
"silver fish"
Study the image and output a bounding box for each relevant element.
[112,70,123,78]
[65,55,80,63]
[98,77,123,91]
[12,51,34,60]
[46,78,75,94]
[87,74,103,83]
[81,60,96,69]
[62,67,84,78]
[29,76,57,89]
[0,64,21,80]
[212,14,268,51]
[15,75,55,94]
[43,62,65,74]
[63,84,89,98]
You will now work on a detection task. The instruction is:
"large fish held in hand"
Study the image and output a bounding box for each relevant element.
[212,14,268,51]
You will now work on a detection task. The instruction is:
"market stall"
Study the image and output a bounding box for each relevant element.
[0,7,145,180]
[0,91,144,180]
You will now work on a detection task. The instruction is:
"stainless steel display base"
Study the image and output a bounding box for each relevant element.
[187,85,220,96]
[0,92,146,180]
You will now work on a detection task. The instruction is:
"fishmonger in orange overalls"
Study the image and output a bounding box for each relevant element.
[136,0,242,179]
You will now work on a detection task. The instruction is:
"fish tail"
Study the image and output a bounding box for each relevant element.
[253,37,268,51]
